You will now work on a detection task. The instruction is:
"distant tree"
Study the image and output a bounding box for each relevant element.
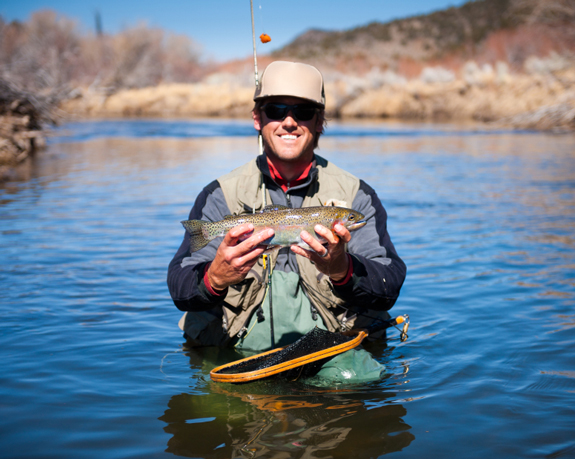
[0,10,205,94]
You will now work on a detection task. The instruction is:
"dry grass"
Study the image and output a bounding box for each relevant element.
[61,62,575,132]
[337,70,574,120]
[61,82,254,118]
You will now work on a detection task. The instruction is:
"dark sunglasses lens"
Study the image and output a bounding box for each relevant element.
[293,106,316,121]
[264,104,316,121]
[264,104,287,120]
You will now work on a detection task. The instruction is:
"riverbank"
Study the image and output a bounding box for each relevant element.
[0,115,45,176]
[2,64,573,181]
[0,79,62,181]
[60,65,575,132]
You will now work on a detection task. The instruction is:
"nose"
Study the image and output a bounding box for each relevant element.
[282,110,298,127]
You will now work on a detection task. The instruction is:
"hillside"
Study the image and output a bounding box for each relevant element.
[270,0,574,75]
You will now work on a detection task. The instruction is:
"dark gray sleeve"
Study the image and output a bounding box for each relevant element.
[167,180,231,311]
[333,180,406,311]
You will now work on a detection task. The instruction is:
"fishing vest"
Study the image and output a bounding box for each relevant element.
[179,155,390,346]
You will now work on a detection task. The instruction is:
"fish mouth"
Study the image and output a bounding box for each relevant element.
[347,220,367,231]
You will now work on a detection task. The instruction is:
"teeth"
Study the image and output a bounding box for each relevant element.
[281,135,297,140]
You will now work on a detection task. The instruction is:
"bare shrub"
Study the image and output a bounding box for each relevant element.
[0,11,81,92]
[0,10,205,94]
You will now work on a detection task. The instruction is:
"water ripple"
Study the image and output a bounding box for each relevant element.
[1,122,574,458]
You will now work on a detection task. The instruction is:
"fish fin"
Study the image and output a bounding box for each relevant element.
[293,241,312,251]
[293,238,327,252]
[181,220,213,252]
[323,199,348,207]
[262,245,281,254]
[254,237,279,254]
[261,205,290,213]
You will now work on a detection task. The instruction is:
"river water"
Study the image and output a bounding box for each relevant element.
[1,119,574,458]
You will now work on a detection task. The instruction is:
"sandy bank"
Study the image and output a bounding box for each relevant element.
[62,83,255,119]
[60,66,575,132]
[336,70,575,132]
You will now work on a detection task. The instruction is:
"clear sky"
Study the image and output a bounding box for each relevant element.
[1,0,469,62]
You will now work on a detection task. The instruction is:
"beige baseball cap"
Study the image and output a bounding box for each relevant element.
[254,61,325,107]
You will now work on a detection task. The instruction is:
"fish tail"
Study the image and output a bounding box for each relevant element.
[181,220,217,252]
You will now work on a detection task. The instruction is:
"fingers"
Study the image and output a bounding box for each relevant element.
[224,223,254,244]
[300,228,328,255]
[208,225,274,291]
[292,225,350,281]
[226,227,274,267]
[235,228,274,263]
[224,224,274,254]
[299,224,348,255]
[333,223,351,243]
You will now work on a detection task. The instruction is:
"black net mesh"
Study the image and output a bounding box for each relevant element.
[214,327,352,375]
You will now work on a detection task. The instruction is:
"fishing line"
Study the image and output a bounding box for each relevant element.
[159,349,186,377]
[250,0,265,158]
[233,253,276,347]
[259,3,264,35]
[258,2,271,43]
[249,0,259,88]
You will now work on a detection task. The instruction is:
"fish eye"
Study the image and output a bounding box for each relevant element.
[349,214,355,220]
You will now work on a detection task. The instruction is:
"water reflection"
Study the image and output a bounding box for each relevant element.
[158,346,413,458]
[160,379,413,457]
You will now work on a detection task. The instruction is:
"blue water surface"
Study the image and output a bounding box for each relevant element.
[1,118,574,458]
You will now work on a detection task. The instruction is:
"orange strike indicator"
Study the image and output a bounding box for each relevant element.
[260,33,271,43]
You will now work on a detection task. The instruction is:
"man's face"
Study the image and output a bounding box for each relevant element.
[253,96,324,165]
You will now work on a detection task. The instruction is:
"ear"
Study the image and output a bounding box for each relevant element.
[253,110,263,131]
[315,111,325,134]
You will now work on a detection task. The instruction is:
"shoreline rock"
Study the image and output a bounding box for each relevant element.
[0,80,50,181]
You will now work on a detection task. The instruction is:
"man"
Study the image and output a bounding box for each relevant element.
[167,61,406,351]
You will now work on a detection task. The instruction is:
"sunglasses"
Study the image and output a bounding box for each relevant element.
[262,103,318,122]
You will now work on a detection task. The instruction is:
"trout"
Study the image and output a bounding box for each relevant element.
[182,205,366,253]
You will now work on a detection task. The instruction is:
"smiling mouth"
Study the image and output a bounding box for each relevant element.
[280,134,297,140]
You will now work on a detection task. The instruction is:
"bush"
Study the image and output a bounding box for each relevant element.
[0,10,205,94]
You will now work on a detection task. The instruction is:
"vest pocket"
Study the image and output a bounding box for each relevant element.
[224,268,263,311]
[221,266,268,338]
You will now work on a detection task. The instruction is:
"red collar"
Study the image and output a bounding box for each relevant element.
[267,158,313,193]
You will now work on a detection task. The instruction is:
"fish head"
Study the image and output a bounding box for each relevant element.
[333,208,366,232]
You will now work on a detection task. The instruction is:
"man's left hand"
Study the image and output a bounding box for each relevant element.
[291,223,351,282]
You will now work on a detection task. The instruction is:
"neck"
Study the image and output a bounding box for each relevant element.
[266,155,313,183]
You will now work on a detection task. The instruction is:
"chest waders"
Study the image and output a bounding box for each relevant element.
[179,155,394,347]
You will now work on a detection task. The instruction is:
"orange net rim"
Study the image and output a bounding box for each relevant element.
[210,330,368,383]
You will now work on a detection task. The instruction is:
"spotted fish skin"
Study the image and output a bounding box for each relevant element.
[181,205,366,253]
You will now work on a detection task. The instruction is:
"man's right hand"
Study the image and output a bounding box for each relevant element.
[206,224,274,292]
